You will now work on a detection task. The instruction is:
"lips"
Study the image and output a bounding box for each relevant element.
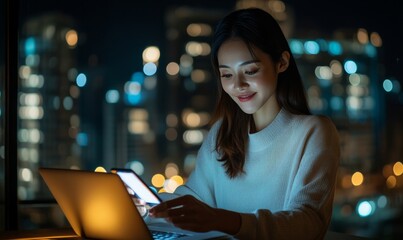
[237,93,256,102]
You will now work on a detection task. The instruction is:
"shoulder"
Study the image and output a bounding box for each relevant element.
[290,112,337,131]
[286,112,339,142]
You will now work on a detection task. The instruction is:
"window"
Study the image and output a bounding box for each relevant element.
[2,0,403,238]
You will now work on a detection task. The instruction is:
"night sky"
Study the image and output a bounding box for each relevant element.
[18,0,402,85]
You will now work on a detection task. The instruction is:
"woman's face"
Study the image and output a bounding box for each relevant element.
[217,38,285,116]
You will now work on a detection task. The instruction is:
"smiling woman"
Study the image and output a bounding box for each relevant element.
[2,0,403,238]
[149,8,340,240]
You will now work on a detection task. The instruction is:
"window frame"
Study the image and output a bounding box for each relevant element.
[4,0,19,230]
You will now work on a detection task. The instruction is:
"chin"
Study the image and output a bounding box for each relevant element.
[239,107,256,115]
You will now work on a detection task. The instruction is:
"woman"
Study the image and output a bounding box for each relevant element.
[150,8,340,240]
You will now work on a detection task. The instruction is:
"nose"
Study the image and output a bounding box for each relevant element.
[234,75,248,91]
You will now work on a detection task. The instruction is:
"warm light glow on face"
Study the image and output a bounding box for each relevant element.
[351,171,364,186]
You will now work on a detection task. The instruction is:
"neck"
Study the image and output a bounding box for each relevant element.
[252,102,281,132]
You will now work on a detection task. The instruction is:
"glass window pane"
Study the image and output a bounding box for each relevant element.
[13,1,403,239]
[17,0,228,230]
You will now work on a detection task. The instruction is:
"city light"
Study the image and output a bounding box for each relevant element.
[20,168,33,182]
[65,29,78,48]
[183,129,205,145]
[142,46,160,62]
[76,73,87,87]
[393,161,403,176]
[186,23,212,37]
[185,41,211,56]
[351,171,364,186]
[383,79,393,92]
[144,76,157,90]
[329,60,343,76]
[304,40,320,54]
[344,60,358,74]
[19,106,44,120]
[191,69,208,83]
[386,175,397,188]
[166,113,178,127]
[63,96,73,110]
[25,54,40,66]
[166,62,180,76]
[370,32,382,47]
[377,195,388,208]
[165,162,179,178]
[94,166,107,172]
[69,85,80,98]
[165,128,177,141]
[328,41,343,55]
[357,200,375,217]
[289,40,304,55]
[105,89,120,103]
[128,161,145,176]
[76,133,88,146]
[151,174,165,188]
[357,28,369,44]
[20,93,41,106]
[143,62,157,76]
[24,37,36,55]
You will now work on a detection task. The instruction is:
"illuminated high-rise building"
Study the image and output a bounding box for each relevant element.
[19,13,81,199]
[162,7,228,177]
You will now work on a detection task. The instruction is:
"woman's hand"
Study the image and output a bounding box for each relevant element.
[149,195,240,234]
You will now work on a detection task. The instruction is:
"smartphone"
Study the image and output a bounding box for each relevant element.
[111,168,162,205]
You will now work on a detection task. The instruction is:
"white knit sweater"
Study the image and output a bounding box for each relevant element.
[169,108,340,240]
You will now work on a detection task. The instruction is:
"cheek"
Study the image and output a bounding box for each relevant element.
[220,80,231,94]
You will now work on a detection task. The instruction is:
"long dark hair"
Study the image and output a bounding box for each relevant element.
[210,8,311,178]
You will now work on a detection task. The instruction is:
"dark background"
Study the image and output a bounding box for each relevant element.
[19,0,402,89]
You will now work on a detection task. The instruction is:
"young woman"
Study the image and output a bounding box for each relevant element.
[149,8,340,240]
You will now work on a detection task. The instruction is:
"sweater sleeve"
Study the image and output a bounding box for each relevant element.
[235,116,340,240]
[171,122,219,207]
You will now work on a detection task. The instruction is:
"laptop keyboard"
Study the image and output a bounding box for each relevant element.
[151,230,189,239]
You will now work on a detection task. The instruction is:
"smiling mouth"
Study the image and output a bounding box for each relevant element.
[237,93,256,102]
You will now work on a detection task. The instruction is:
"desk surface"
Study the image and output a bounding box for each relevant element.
[0,228,371,240]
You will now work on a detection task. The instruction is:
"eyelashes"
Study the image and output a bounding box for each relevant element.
[245,69,259,75]
[220,69,259,79]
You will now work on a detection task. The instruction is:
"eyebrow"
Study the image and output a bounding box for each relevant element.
[218,60,260,68]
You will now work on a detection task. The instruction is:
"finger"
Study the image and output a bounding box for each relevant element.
[149,202,168,217]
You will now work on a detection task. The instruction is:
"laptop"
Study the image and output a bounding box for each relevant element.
[39,167,229,240]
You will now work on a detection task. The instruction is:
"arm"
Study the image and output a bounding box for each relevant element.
[235,116,340,240]
[149,195,241,234]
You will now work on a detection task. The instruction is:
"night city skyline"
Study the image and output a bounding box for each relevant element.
[2,0,403,238]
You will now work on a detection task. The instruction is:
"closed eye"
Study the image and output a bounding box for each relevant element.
[245,69,259,75]
[220,73,232,79]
